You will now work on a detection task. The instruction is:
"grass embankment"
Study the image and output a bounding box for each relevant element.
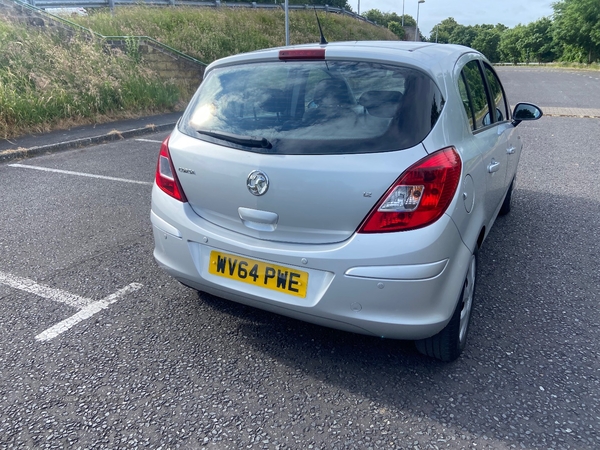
[1,7,395,139]
[0,17,180,139]
[72,7,397,64]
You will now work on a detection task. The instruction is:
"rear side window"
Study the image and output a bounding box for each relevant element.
[179,61,444,155]
[460,60,490,131]
[483,63,509,123]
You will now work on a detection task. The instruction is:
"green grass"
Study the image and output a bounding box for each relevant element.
[0,17,180,139]
[1,7,396,139]
[550,61,600,71]
[71,7,397,64]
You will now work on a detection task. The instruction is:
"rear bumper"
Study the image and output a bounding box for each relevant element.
[151,184,472,340]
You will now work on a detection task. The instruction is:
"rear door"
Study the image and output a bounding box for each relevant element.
[481,62,520,186]
[458,58,509,222]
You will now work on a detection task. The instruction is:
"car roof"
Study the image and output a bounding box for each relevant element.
[205,41,484,97]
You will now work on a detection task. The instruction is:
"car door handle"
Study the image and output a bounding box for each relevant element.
[507,146,516,154]
[488,160,501,173]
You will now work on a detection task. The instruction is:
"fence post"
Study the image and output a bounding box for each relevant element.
[252,2,256,7]
[169,0,175,5]
[108,0,114,13]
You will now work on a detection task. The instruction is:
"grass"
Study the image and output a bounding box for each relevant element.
[71,7,397,64]
[550,61,600,71]
[1,7,396,139]
[0,16,180,139]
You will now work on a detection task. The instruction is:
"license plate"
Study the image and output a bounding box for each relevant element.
[208,250,309,298]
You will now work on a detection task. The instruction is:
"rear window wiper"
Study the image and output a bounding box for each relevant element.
[197,129,272,149]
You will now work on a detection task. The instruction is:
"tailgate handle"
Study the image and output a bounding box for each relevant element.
[238,207,279,232]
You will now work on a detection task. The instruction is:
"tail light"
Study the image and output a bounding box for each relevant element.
[279,49,325,60]
[358,147,461,233]
[155,136,188,202]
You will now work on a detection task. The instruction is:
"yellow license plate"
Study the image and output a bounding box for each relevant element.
[208,250,309,298]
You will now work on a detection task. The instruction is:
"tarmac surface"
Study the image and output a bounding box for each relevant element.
[0,67,599,449]
[0,111,181,162]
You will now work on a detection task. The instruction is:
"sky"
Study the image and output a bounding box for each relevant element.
[353,0,555,38]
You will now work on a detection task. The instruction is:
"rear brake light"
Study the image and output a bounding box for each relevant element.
[358,147,461,233]
[155,136,188,202]
[279,49,325,60]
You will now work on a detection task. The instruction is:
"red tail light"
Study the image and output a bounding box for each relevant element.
[155,136,187,203]
[358,147,461,233]
[279,49,325,60]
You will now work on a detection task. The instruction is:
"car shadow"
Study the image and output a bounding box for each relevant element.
[192,187,598,449]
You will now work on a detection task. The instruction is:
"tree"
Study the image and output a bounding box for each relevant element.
[522,18,557,63]
[429,17,460,44]
[388,21,405,40]
[363,9,415,28]
[363,9,416,40]
[471,27,502,62]
[499,25,527,63]
[553,0,600,63]
[448,25,478,47]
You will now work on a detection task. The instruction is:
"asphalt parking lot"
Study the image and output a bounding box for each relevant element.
[0,67,599,449]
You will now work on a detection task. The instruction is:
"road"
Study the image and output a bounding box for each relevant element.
[0,67,598,449]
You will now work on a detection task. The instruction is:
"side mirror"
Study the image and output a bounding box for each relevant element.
[512,103,543,126]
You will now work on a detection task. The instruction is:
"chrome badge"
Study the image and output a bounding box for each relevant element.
[247,170,269,196]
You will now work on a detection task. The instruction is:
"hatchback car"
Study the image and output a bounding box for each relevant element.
[151,41,542,361]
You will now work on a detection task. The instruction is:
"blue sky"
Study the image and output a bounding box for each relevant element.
[353,0,555,38]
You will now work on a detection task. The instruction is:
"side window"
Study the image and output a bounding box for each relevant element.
[458,73,475,130]
[461,60,490,131]
[483,63,509,123]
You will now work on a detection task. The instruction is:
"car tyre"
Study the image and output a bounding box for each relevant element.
[415,249,478,362]
[498,179,514,216]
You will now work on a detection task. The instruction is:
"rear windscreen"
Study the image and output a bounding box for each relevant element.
[179,60,444,155]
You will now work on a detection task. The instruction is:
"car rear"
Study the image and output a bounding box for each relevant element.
[151,43,473,340]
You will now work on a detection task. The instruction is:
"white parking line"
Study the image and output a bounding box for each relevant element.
[35,283,142,342]
[0,270,143,341]
[0,271,90,309]
[8,164,153,186]
[135,138,163,143]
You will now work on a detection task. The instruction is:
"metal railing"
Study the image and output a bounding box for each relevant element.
[22,0,376,25]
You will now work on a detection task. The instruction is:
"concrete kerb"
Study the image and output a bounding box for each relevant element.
[0,122,176,163]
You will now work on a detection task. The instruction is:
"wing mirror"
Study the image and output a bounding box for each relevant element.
[512,103,543,126]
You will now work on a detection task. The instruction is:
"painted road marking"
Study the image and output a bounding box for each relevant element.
[35,283,143,342]
[8,164,152,186]
[0,271,91,309]
[135,138,163,143]
[0,270,142,341]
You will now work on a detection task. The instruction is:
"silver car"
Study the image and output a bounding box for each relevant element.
[151,41,542,361]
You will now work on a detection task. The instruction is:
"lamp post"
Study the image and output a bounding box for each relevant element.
[285,0,289,46]
[402,0,405,26]
[414,0,425,42]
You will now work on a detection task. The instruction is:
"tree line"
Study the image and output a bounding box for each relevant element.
[363,0,599,64]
